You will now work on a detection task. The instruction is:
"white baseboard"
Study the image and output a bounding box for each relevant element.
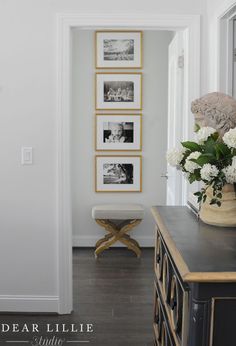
[73,235,155,247]
[0,295,59,313]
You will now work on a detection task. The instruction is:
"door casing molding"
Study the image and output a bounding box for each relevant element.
[56,13,201,314]
[208,0,236,91]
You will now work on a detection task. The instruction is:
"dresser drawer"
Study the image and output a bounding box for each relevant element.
[154,226,189,345]
[152,206,236,346]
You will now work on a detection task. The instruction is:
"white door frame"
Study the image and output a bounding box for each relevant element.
[167,31,187,206]
[218,3,236,94]
[56,13,200,314]
[208,0,236,91]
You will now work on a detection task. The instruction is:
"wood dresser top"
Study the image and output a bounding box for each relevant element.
[151,206,236,283]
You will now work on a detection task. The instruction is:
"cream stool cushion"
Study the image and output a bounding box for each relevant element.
[92,204,145,220]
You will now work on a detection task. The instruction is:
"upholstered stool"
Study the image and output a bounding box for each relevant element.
[92,204,145,258]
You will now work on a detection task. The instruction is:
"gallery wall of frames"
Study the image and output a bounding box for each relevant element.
[72,29,171,245]
[94,31,143,192]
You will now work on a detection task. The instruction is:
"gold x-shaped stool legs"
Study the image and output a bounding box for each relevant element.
[94,219,142,258]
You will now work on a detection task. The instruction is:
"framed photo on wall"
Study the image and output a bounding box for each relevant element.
[95,73,142,110]
[95,31,142,69]
[95,155,142,192]
[95,114,142,151]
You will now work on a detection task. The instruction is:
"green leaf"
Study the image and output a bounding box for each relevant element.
[211,132,219,141]
[191,154,216,166]
[215,143,231,156]
[194,123,201,133]
[188,173,196,184]
[203,137,217,156]
[181,141,201,152]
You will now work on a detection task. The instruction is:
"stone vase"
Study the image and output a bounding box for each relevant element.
[199,184,236,227]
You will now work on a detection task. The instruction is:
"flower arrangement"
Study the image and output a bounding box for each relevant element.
[167,126,236,206]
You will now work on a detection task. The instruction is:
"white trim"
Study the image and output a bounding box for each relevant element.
[56,13,201,314]
[0,296,59,313]
[218,5,236,94]
[208,1,236,91]
[73,235,155,248]
[56,15,73,315]
[212,0,236,18]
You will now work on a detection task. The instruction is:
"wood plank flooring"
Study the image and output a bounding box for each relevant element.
[0,248,155,346]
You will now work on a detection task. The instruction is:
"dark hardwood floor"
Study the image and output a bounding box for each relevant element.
[0,248,155,346]
[74,248,154,346]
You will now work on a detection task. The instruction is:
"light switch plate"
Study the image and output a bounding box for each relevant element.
[21,147,33,165]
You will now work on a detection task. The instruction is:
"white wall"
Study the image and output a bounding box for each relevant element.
[0,0,205,312]
[71,30,173,247]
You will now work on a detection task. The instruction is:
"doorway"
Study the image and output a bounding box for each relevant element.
[56,13,200,314]
[71,29,173,249]
[218,4,236,95]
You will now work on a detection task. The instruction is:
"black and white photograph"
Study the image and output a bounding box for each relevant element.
[95,156,142,192]
[104,81,134,102]
[103,39,134,61]
[96,31,142,68]
[103,122,134,143]
[103,163,134,184]
[96,73,142,110]
[95,114,142,151]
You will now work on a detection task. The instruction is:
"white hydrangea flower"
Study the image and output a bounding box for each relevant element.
[223,165,236,184]
[223,127,236,149]
[184,151,201,173]
[200,164,219,182]
[195,126,216,144]
[166,148,185,167]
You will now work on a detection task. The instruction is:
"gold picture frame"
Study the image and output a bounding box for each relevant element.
[95,113,142,152]
[95,72,142,111]
[95,155,142,192]
[95,30,143,69]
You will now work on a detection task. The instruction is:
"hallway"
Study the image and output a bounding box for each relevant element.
[0,248,154,346]
[73,248,154,346]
